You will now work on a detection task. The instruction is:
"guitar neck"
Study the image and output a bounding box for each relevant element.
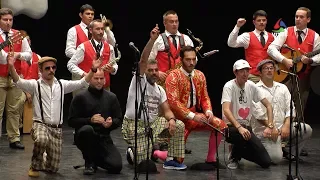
[0,40,10,51]
[305,49,320,58]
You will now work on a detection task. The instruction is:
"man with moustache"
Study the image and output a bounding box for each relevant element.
[67,19,118,92]
[228,10,274,83]
[221,59,273,169]
[165,46,227,169]
[7,54,102,177]
[68,68,123,175]
[0,8,32,149]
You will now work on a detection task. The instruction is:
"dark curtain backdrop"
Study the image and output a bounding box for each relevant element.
[11,1,320,124]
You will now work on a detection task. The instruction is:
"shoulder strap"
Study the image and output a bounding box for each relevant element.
[161,33,170,52]
[179,34,185,48]
[37,81,45,122]
[57,80,63,124]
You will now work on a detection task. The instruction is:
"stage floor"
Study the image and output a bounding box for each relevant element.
[0,124,319,180]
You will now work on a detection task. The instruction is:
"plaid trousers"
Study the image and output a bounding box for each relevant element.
[122,116,185,164]
[30,122,62,172]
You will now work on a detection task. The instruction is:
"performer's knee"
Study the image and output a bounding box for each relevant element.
[175,120,185,133]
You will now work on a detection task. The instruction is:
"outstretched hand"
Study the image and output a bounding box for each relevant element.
[150,24,160,40]
[92,58,102,70]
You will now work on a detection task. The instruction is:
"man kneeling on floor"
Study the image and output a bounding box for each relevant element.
[68,68,123,175]
[121,25,187,171]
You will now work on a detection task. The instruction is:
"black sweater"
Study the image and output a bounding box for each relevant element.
[68,86,122,137]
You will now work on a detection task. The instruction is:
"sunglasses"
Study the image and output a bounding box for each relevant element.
[44,66,56,71]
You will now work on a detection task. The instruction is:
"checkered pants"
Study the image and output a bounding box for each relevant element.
[122,116,185,164]
[30,122,62,172]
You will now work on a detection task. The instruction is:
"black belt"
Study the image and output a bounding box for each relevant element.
[35,120,62,128]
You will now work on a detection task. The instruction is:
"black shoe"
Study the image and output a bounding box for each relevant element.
[185,148,192,154]
[83,166,95,175]
[9,141,25,149]
[205,161,226,169]
[300,149,308,156]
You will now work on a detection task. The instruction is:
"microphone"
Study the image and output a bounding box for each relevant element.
[129,42,140,53]
[280,70,297,76]
[203,50,219,57]
[282,44,295,51]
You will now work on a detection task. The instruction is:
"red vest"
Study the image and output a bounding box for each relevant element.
[156,35,184,72]
[75,25,89,47]
[0,29,23,77]
[20,53,39,79]
[78,41,111,87]
[281,26,315,79]
[245,32,274,75]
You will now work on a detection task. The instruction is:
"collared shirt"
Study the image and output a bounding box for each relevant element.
[67,39,118,76]
[65,21,116,58]
[16,76,88,125]
[148,30,194,60]
[252,80,295,135]
[0,29,32,64]
[267,26,320,65]
[227,25,272,49]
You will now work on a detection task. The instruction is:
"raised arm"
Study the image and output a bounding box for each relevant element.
[139,25,160,75]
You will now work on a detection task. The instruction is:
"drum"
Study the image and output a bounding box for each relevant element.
[310,66,320,96]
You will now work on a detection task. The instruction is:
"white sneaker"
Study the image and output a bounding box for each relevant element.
[227,159,239,169]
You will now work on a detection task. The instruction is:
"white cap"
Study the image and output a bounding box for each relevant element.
[233,59,251,71]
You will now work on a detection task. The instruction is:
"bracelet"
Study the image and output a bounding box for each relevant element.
[236,125,242,129]
[169,118,176,122]
[91,67,97,73]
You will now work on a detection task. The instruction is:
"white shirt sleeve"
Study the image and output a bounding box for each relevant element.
[65,27,77,58]
[267,30,288,63]
[227,25,250,49]
[67,43,85,76]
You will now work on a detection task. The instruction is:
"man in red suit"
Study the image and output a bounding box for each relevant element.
[165,46,227,169]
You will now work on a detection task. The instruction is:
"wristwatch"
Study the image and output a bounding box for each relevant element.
[268,123,274,129]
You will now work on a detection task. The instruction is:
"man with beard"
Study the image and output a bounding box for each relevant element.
[7,55,101,177]
[122,25,187,170]
[67,19,118,92]
[165,46,228,169]
[221,59,273,169]
[68,68,123,175]
[227,10,274,83]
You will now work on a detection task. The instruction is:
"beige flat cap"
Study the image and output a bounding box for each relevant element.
[38,56,57,65]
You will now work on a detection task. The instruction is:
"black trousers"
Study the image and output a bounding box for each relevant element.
[75,125,122,173]
[225,126,271,168]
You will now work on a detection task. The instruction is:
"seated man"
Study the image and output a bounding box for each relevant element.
[68,68,122,175]
[221,59,272,169]
[165,46,228,169]
[252,59,312,163]
[121,25,187,170]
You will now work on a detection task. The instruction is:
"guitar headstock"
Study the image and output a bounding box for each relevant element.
[8,31,27,45]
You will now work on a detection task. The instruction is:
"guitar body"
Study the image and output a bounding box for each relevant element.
[273,51,306,83]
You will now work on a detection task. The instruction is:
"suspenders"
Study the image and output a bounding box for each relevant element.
[37,80,63,125]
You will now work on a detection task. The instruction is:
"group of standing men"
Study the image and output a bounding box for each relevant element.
[0,3,315,178]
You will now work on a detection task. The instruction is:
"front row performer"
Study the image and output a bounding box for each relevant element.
[122,26,187,170]
[165,46,228,169]
[68,68,123,175]
[221,59,272,169]
[6,54,102,177]
[252,59,312,163]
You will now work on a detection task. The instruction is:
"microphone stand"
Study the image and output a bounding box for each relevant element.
[286,49,302,180]
[133,48,141,180]
[202,121,225,180]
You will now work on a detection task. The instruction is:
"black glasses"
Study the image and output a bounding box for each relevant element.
[44,66,56,71]
[239,89,247,104]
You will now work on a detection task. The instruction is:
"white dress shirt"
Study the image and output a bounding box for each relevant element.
[148,30,194,61]
[267,26,320,65]
[65,21,116,58]
[227,25,271,49]
[16,77,89,125]
[67,39,118,76]
[0,29,32,64]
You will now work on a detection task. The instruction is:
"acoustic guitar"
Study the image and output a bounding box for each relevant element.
[273,48,320,83]
[0,31,26,51]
